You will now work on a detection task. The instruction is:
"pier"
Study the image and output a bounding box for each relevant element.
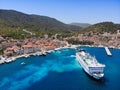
[104,47,112,56]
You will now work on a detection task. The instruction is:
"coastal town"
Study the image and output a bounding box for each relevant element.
[65,30,120,47]
[0,34,68,64]
[0,30,120,64]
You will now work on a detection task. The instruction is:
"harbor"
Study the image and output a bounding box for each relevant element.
[0,46,70,64]
[0,47,120,90]
[0,45,117,65]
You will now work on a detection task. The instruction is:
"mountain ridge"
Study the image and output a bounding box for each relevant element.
[0,9,82,39]
[70,23,91,28]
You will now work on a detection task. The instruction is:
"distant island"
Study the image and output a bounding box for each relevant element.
[70,23,91,28]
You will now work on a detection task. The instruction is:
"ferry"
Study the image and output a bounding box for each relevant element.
[76,50,105,79]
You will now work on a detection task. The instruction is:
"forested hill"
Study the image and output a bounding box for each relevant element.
[0,9,82,39]
[80,22,120,34]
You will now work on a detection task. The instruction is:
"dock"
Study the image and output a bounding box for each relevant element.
[104,47,112,56]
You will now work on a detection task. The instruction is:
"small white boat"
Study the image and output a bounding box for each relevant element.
[21,62,25,65]
[25,54,29,58]
[33,53,37,56]
[41,50,46,56]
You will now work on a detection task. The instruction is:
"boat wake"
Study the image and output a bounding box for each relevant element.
[70,55,76,58]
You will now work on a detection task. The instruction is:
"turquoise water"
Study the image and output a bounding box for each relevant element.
[0,47,120,90]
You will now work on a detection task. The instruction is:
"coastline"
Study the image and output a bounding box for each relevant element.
[0,44,119,65]
[0,44,120,90]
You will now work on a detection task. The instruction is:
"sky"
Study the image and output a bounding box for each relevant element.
[0,0,120,24]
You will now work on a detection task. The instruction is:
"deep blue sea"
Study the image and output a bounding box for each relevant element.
[0,46,120,90]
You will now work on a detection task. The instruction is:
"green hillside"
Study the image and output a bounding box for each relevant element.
[0,9,82,39]
[80,22,120,34]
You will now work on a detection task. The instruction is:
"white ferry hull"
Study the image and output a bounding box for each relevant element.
[76,53,104,80]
